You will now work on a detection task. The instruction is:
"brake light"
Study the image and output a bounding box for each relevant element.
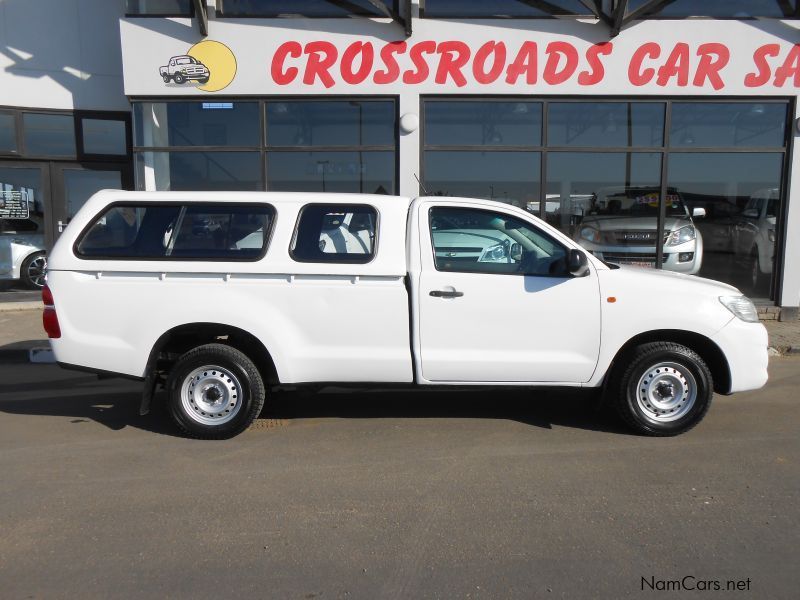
[42,285,61,339]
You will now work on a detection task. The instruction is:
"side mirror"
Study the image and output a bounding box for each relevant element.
[568,249,590,277]
[692,207,706,218]
[742,209,759,219]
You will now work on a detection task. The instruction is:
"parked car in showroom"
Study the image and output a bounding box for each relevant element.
[575,187,705,274]
[0,218,47,289]
[733,188,778,294]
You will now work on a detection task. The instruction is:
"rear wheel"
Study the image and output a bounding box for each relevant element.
[162,74,171,83]
[609,342,713,436]
[167,343,264,439]
[20,251,47,289]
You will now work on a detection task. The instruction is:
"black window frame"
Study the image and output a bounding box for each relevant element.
[73,201,277,262]
[216,0,399,18]
[289,202,379,264]
[427,205,572,277]
[75,111,133,162]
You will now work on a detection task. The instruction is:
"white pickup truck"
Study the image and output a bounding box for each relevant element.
[44,192,768,439]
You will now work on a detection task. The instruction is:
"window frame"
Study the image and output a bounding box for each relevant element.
[75,110,133,162]
[289,202,380,265]
[427,205,572,278]
[72,200,277,262]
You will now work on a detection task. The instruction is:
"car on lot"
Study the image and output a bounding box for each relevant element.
[0,219,47,289]
[732,188,778,293]
[575,187,705,274]
[43,191,768,439]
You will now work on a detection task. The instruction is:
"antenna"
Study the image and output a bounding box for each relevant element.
[414,173,429,195]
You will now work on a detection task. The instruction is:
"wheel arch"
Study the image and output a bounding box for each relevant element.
[605,329,731,395]
[145,322,280,386]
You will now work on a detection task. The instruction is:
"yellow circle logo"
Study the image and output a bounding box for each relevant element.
[187,40,237,92]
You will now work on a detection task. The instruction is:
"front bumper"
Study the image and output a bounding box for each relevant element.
[711,317,769,394]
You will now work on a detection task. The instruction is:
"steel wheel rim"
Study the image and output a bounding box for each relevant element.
[635,361,697,424]
[27,256,47,288]
[180,365,243,426]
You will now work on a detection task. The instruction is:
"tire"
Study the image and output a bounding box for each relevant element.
[173,72,186,84]
[609,342,713,437]
[749,248,769,295]
[20,251,47,289]
[198,77,209,84]
[162,74,171,83]
[166,343,265,439]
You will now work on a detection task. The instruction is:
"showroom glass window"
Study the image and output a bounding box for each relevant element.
[421,98,790,299]
[132,100,397,194]
[133,102,262,191]
[217,0,396,17]
[125,0,192,15]
[626,0,798,18]
[422,0,593,17]
[266,100,396,195]
[422,100,542,209]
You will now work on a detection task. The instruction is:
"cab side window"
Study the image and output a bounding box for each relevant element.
[429,206,568,276]
[291,203,377,264]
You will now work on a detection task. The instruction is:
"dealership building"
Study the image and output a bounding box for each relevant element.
[1,0,799,319]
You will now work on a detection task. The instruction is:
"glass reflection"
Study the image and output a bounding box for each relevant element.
[669,152,783,298]
[425,102,542,147]
[547,103,664,147]
[670,103,787,148]
[136,152,261,191]
[267,101,395,147]
[267,151,394,194]
[423,151,540,209]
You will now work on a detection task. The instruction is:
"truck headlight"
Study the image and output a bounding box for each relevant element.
[666,224,696,247]
[478,243,507,262]
[580,227,600,244]
[768,229,775,242]
[719,295,759,323]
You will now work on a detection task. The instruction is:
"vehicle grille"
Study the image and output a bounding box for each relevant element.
[611,230,669,246]
[603,252,657,265]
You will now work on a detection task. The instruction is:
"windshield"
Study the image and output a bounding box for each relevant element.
[592,190,688,218]
[176,57,196,65]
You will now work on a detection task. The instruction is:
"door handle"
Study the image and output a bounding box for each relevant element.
[430,290,464,298]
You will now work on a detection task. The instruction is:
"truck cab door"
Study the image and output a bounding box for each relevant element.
[415,201,601,383]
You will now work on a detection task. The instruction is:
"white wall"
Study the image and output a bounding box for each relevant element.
[0,0,128,111]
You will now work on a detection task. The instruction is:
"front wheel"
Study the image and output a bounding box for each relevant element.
[167,344,265,439]
[609,342,713,436]
[173,72,186,84]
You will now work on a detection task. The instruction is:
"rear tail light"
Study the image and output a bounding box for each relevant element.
[42,285,61,339]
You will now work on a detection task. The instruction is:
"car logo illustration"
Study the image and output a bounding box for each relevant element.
[159,40,237,92]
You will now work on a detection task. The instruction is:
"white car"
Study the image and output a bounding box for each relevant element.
[576,187,705,274]
[733,188,778,293]
[0,223,47,289]
[44,191,768,439]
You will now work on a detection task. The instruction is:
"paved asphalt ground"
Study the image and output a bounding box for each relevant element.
[0,360,798,599]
